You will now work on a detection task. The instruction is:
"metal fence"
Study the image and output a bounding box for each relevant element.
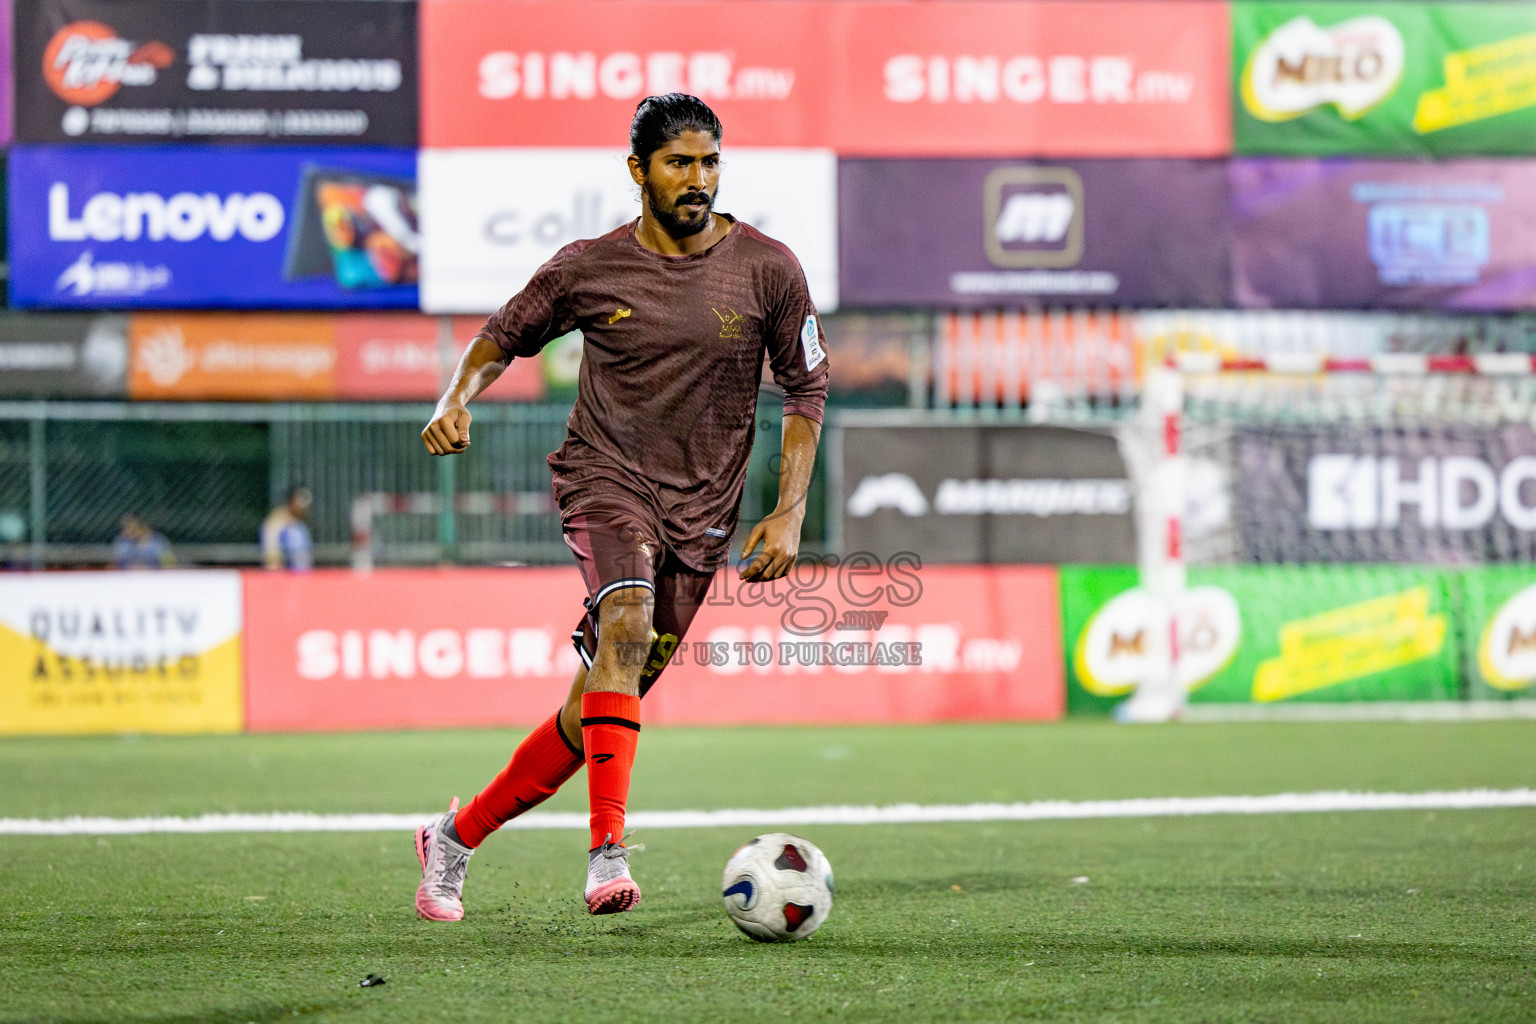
[0,397,817,570]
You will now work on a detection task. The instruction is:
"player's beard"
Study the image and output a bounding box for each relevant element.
[644,179,716,239]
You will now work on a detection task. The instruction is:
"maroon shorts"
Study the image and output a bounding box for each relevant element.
[560,480,715,698]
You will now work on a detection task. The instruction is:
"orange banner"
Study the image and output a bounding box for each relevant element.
[128,314,337,400]
[242,565,1063,731]
[421,0,1229,156]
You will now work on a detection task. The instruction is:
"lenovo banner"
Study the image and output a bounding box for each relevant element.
[1235,2,1536,156]
[1229,422,1536,564]
[1061,564,1460,715]
[0,313,126,397]
[837,420,1136,565]
[9,146,419,309]
[1231,158,1536,311]
[421,0,1229,157]
[419,148,837,313]
[242,565,1063,731]
[840,159,1229,308]
[16,0,416,144]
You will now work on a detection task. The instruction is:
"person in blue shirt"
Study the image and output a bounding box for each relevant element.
[113,514,175,570]
[260,486,314,571]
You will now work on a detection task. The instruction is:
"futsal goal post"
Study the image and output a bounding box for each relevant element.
[1115,352,1536,722]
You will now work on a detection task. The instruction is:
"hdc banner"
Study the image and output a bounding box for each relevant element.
[1231,158,1536,311]
[10,146,419,309]
[16,0,417,144]
[839,159,1229,308]
[1235,2,1536,156]
[421,0,1230,156]
[0,572,244,735]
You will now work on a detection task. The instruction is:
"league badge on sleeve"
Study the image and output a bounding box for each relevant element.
[800,314,826,371]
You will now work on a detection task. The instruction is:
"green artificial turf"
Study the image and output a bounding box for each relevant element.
[1,721,1533,1023]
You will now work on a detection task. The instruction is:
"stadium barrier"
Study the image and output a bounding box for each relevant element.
[3,563,1534,736]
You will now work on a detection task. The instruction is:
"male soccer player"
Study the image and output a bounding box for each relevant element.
[414,94,829,919]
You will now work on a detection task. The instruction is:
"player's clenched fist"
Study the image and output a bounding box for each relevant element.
[422,405,472,455]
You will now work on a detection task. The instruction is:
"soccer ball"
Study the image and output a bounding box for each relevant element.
[721,833,833,942]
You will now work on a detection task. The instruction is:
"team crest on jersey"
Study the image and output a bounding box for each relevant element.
[800,315,826,370]
[608,308,632,324]
[713,307,747,339]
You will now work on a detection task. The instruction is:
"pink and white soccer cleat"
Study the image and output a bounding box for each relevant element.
[414,797,474,922]
[584,834,642,915]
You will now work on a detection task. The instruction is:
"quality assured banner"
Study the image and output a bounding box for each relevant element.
[1231,158,1536,310]
[0,571,244,735]
[242,564,1063,731]
[1235,2,1536,156]
[1061,564,1459,715]
[419,148,837,313]
[840,159,1229,308]
[16,0,417,144]
[9,146,419,309]
[421,0,1229,157]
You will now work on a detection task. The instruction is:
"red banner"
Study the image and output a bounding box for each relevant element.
[334,315,445,401]
[421,0,1230,157]
[241,564,1063,731]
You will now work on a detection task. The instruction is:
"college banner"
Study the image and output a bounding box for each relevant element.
[242,564,1062,731]
[840,159,1229,308]
[1228,421,1536,564]
[421,0,1229,157]
[9,146,419,309]
[0,571,244,735]
[1231,158,1536,311]
[16,0,416,144]
[1463,566,1536,698]
[0,313,126,397]
[837,420,1136,564]
[418,148,837,313]
[1235,2,1536,156]
[1062,564,1460,715]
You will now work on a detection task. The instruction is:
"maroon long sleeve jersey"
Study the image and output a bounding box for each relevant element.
[479,216,830,571]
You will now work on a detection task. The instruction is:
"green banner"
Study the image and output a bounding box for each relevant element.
[1461,566,1536,698]
[1061,565,1462,715]
[1235,2,1536,155]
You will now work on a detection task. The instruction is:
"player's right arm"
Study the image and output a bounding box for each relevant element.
[422,244,582,456]
[422,334,507,456]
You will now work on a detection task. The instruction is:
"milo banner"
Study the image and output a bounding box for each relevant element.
[0,571,245,735]
[1235,2,1536,156]
[1231,158,1536,311]
[1463,566,1536,698]
[1062,564,1460,715]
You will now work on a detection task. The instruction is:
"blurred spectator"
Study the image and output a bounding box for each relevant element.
[114,514,176,570]
[261,486,314,571]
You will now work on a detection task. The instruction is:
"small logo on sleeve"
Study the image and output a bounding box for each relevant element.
[800,314,826,370]
[608,307,632,324]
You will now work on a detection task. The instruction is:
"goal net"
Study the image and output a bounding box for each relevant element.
[1114,354,1536,720]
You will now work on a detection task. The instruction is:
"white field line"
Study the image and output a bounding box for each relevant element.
[2,789,1534,836]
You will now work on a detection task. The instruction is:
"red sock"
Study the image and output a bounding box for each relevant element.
[581,691,641,850]
[453,710,583,848]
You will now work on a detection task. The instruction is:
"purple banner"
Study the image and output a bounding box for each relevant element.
[0,0,11,143]
[1232,159,1536,312]
[838,159,1230,309]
